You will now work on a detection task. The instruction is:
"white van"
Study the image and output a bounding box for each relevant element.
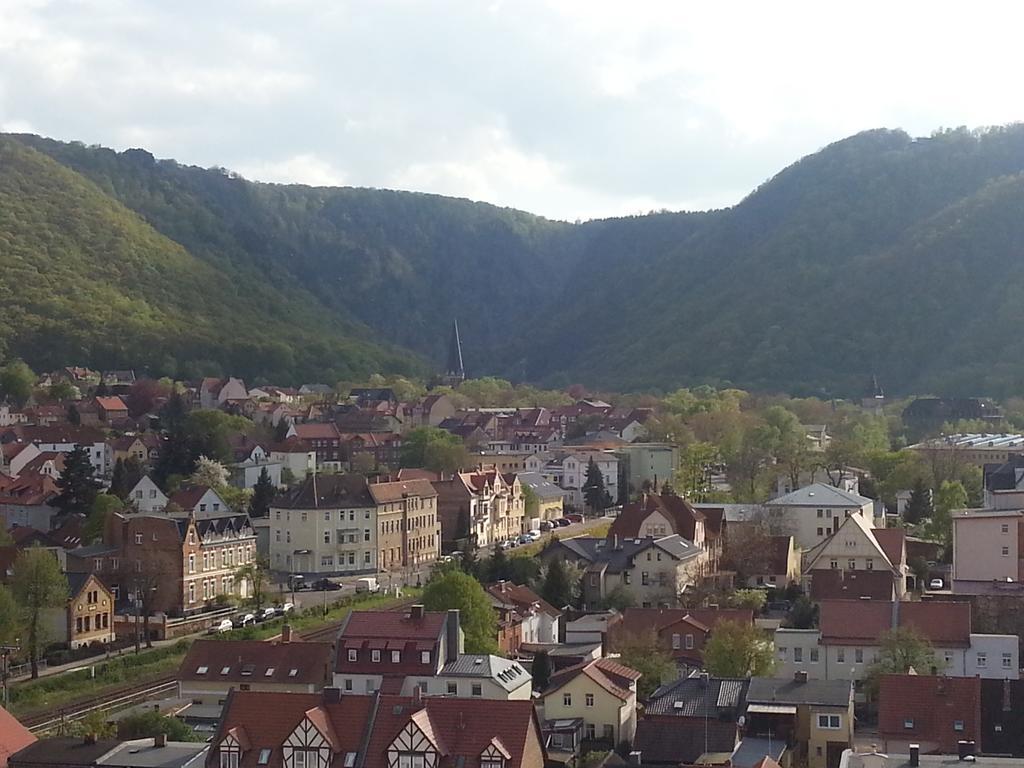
[355,576,380,594]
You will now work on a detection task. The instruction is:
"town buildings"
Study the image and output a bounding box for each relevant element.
[539,658,640,746]
[47,572,115,649]
[764,484,880,550]
[434,469,524,549]
[952,508,1024,593]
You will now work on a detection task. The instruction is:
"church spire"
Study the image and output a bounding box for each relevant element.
[445,319,465,382]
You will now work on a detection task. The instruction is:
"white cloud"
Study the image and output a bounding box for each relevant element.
[1,0,1024,219]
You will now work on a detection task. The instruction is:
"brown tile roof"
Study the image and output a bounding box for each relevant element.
[369,478,438,504]
[6,425,105,445]
[810,569,897,601]
[879,674,981,753]
[0,704,35,768]
[293,423,342,441]
[273,474,374,510]
[396,468,442,482]
[335,609,449,675]
[873,528,907,567]
[546,657,639,702]
[169,484,214,512]
[485,581,560,618]
[819,600,972,647]
[215,691,373,768]
[0,474,59,506]
[94,396,128,412]
[179,639,333,685]
[610,493,705,541]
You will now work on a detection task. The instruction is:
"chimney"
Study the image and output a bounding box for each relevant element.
[613,534,620,550]
[958,741,977,761]
[154,734,167,748]
[699,672,709,688]
[446,609,463,661]
[909,745,920,768]
[410,604,425,620]
[323,687,342,704]
[628,752,642,767]
[413,685,423,705]
[281,624,292,643]
[794,670,808,684]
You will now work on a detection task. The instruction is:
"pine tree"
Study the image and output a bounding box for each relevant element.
[905,478,934,525]
[109,459,130,500]
[460,537,479,579]
[160,391,187,432]
[66,403,81,425]
[54,445,100,516]
[273,418,291,443]
[540,558,573,608]
[532,650,552,692]
[248,467,276,518]
[582,457,607,515]
[124,456,145,490]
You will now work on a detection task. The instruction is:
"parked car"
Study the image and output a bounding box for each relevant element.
[232,613,256,628]
[208,618,233,634]
[355,576,380,594]
[499,539,516,549]
[540,521,553,532]
[313,578,343,591]
[929,578,944,590]
[527,529,542,541]
[258,607,277,622]
[275,602,294,616]
[517,534,532,545]
[555,518,571,527]
[565,514,583,523]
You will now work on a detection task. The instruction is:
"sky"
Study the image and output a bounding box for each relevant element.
[2,1,1023,222]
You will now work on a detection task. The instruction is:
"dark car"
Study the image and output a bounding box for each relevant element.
[313,578,342,591]
[555,518,572,527]
[565,514,584,524]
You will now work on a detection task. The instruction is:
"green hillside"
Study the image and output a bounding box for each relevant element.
[0,138,418,383]
[7,126,1024,395]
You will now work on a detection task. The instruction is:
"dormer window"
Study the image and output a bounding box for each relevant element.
[392,650,401,663]
[220,749,239,768]
[348,649,358,662]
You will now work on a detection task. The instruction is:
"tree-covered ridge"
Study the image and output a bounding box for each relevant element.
[0,137,420,383]
[8,125,1024,394]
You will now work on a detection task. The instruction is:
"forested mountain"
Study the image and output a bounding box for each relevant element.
[5,126,1024,394]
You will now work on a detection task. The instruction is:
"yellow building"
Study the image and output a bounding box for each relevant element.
[540,658,640,746]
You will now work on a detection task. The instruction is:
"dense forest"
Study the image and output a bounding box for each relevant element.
[5,126,1024,393]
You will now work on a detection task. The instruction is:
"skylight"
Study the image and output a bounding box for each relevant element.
[196,666,208,674]
[258,750,271,765]
[265,667,276,676]
[289,668,299,677]
[221,666,231,675]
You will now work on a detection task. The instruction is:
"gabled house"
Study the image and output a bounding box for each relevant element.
[0,472,59,530]
[879,674,981,755]
[94,396,129,424]
[609,607,754,670]
[200,378,249,410]
[485,581,562,648]
[802,515,909,598]
[0,703,36,768]
[127,475,169,514]
[764,484,880,550]
[539,657,640,746]
[1,425,110,475]
[209,688,547,768]
[46,572,115,649]
[291,423,343,467]
[434,469,524,549]
[610,492,722,572]
[178,631,334,706]
[635,675,749,766]
[0,443,41,478]
[541,535,708,609]
[169,485,231,518]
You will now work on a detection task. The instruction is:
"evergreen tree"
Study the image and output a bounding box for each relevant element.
[124,456,145,490]
[582,457,607,515]
[273,418,291,443]
[66,403,81,425]
[460,537,479,579]
[488,542,509,583]
[540,558,573,608]
[154,428,198,490]
[109,458,130,500]
[53,445,100,516]
[160,391,187,432]
[532,650,552,692]
[94,381,110,397]
[904,478,934,525]
[248,467,276,518]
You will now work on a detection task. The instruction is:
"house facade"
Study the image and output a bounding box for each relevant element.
[951,509,1024,593]
[434,469,525,549]
[128,475,168,514]
[764,484,880,550]
[46,572,115,649]
[370,479,441,573]
[539,658,640,746]
[802,515,910,598]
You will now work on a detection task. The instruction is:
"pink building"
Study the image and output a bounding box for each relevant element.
[952,509,1024,592]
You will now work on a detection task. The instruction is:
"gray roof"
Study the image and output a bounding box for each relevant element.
[516,472,565,501]
[97,740,208,768]
[555,535,702,572]
[765,483,871,508]
[731,737,787,768]
[440,654,531,691]
[66,543,118,558]
[647,676,749,717]
[694,503,765,522]
[746,676,852,707]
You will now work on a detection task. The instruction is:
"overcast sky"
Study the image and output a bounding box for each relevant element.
[2,1,1022,221]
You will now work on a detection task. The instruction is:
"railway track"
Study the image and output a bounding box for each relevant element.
[19,595,419,732]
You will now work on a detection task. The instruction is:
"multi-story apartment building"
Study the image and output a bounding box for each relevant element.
[369,478,440,573]
[802,513,910,598]
[613,443,679,499]
[65,511,256,617]
[764,483,881,550]
[952,508,1024,593]
[266,474,377,576]
[434,469,525,549]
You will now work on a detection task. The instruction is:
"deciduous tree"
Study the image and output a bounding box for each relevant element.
[703,620,775,677]
[422,570,497,654]
[11,549,68,678]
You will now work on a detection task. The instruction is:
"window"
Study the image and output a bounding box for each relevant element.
[324,531,331,544]
[421,651,430,664]
[830,559,838,569]
[258,750,271,766]
[392,650,401,663]
[685,633,694,650]
[447,682,458,695]
[837,648,845,663]
[398,755,426,768]
[672,633,680,650]
[472,683,482,697]
[348,649,358,662]
[585,724,595,739]
[810,648,819,663]
[977,653,988,668]
[344,678,353,691]
[134,533,143,545]
[904,718,915,729]
[585,693,594,707]
[220,750,239,768]
[855,648,864,664]
[866,558,874,570]
[188,582,196,603]
[1003,653,1013,669]
[1002,524,1010,534]
[364,529,371,542]
[848,559,856,570]
[1002,547,1010,557]
[188,554,196,574]
[954,720,965,732]
[294,750,307,768]
[603,725,614,740]
[372,650,381,662]
[563,693,572,706]
[641,572,650,586]
[817,714,841,730]
[794,647,803,663]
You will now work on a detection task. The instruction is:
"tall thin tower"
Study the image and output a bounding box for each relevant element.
[445,319,466,384]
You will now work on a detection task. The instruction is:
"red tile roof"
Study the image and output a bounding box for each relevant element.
[879,674,980,753]
[94,396,128,412]
[818,600,972,647]
[873,528,907,568]
[610,493,705,542]
[485,581,560,618]
[179,639,333,685]
[810,569,897,601]
[335,609,449,675]
[546,657,639,702]
[0,704,36,768]
[369,479,438,504]
[293,423,341,441]
[169,485,214,512]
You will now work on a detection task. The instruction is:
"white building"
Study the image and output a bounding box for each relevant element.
[127,475,168,514]
[764,483,880,550]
